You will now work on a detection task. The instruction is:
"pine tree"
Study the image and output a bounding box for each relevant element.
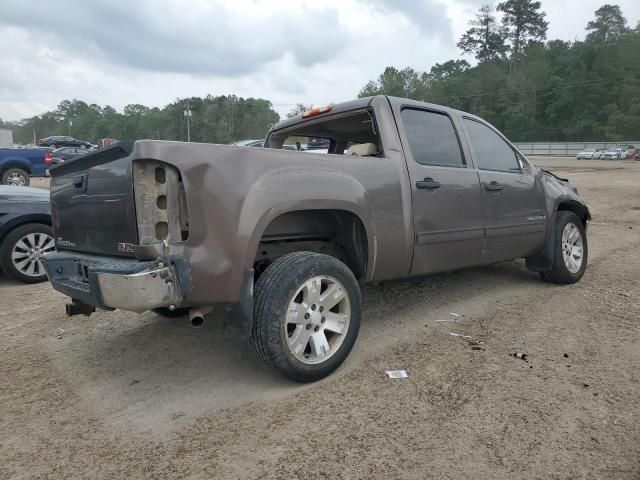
[457,4,508,62]
[497,0,548,59]
[586,4,628,42]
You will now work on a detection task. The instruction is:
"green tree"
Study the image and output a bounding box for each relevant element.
[497,0,548,59]
[457,4,508,62]
[287,104,313,118]
[586,4,628,42]
[358,66,428,99]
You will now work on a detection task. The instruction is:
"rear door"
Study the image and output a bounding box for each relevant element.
[461,118,547,263]
[396,107,484,276]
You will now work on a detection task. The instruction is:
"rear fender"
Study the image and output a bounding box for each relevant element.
[239,168,376,279]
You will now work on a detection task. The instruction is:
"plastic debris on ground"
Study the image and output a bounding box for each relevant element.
[385,370,409,379]
[435,312,465,323]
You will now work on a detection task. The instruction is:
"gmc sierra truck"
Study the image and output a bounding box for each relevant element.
[43,96,590,382]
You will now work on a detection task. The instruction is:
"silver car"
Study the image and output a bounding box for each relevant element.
[602,148,623,160]
[576,148,602,159]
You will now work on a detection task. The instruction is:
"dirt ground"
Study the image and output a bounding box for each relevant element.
[1,157,639,479]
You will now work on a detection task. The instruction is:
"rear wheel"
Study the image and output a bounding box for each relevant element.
[540,211,587,284]
[0,223,55,283]
[2,168,30,186]
[251,252,362,382]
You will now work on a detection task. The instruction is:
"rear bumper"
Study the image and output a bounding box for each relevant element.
[42,251,191,313]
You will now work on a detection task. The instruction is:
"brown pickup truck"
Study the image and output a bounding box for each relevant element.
[43,96,590,382]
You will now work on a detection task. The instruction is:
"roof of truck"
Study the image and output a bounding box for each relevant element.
[271,95,464,133]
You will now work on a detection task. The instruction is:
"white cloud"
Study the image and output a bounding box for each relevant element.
[0,0,639,121]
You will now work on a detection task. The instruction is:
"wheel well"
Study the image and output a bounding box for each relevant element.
[0,217,51,243]
[0,162,32,176]
[254,210,368,281]
[557,201,590,226]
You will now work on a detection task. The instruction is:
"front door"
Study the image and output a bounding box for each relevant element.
[461,118,547,263]
[397,107,485,276]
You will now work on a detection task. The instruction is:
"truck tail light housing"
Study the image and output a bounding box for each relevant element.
[45,151,53,165]
[132,160,189,245]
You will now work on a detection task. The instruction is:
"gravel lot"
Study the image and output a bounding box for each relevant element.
[1,157,639,479]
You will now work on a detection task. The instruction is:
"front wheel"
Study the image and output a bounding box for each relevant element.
[0,223,55,283]
[540,211,588,284]
[251,252,362,382]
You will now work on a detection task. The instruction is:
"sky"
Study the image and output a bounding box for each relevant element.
[1,0,639,122]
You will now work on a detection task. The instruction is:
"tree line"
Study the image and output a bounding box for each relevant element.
[1,95,280,146]
[359,2,640,142]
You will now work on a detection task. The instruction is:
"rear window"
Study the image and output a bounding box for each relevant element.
[267,110,380,156]
[401,109,465,167]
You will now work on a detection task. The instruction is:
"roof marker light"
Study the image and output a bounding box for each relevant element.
[302,104,334,118]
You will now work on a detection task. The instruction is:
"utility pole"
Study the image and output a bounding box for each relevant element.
[68,120,73,136]
[183,102,192,142]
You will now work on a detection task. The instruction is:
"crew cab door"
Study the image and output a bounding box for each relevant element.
[397,107,484,276]
[461,118,547,263]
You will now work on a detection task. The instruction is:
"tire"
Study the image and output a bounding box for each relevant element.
[251,252,362,382]
[0,223,54,283]
[1,168,30,186]
[152,307,190,318]
[540,211,588,284]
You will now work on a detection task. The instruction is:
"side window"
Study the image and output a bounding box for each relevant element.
[401,109,465,167]
[462,118,520,172]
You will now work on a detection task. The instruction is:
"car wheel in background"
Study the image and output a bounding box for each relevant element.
[251,251,362,382]
[1,168,30,186]
[0,223,55,283]
[540,211,588,284]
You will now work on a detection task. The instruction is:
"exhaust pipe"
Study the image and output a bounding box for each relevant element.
[189,307,213,328]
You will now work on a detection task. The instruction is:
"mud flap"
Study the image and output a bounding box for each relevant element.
[220,269,254,339]
[525,223,555,272]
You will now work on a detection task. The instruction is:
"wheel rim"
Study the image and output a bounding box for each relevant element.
[7,172,26,186]
[285,275,351,365]
[11,232,55,278]
[561,222,584,274]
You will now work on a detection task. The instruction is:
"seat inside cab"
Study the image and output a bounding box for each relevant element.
[267,109,381,156]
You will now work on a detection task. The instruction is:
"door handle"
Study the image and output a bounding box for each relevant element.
[416,177,441,190]
[484,181,503,192]
[73,173,88,193]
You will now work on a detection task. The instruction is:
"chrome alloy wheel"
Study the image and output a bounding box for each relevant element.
[285,275,351,365]
[561,222,584,274]
[11,232,55,278]
[7,172,27,186]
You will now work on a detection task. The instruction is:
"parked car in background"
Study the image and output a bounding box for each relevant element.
[43,95,590,382]
[306,137,331,150]
[0,147,52,185]
[50,146,90,164]
[602,148,624,160]
[634,150,640,161]
[0,186,53,283]
[617,144,635,158]
[232,139,265,147]
[576,148,602,159]
[38,136,92,149]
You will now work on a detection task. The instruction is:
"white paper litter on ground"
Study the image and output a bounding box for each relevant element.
[385,370,409,379]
